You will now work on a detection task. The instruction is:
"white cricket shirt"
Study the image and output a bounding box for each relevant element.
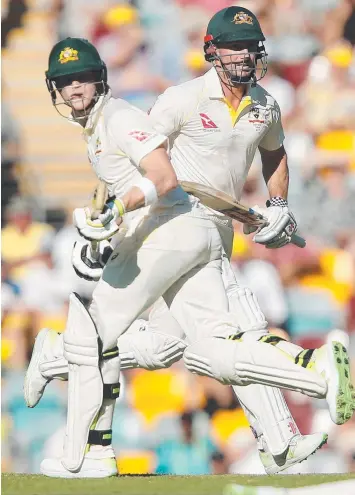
[149,67,285,202]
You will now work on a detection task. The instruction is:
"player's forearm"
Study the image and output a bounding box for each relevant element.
[266,155,289,199]
[121,186,149,212]
[121,146,178,212]
[260,145,289,200]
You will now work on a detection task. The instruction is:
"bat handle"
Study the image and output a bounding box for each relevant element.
[91,240,100,260]
[259,216,306,248]
[90,206,103,261]
[291,234,306,248]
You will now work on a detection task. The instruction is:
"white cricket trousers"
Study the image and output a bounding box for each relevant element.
[90,209,240,352]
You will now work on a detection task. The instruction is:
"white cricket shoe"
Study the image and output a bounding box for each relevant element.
[259,432,328,475]
[313,341,355,425]
[40,448,118,478]
[24,328,62,407]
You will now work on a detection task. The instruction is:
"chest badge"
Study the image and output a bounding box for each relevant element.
[249,106,266,130]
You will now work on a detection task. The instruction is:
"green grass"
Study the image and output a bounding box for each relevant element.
[2,473,355,495]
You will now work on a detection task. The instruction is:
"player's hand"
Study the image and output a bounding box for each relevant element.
[73,198,125,241]
[246,199,297,249]
[72,240,113,281]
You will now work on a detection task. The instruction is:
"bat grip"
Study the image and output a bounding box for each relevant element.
[290,234,306,248]
[90,203,103,261]
[259,216,306,248]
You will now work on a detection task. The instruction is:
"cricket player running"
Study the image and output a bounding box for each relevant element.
[25,8,354,478]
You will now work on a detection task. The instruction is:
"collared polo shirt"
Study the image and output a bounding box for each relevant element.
[149,68,285,201]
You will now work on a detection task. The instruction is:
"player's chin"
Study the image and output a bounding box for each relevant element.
[70,100,87,112]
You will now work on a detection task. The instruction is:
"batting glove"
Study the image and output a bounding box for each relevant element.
[73,197,125,241]
[72,240,113,281]
[245,197,297,249]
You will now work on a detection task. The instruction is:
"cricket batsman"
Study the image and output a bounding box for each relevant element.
[24,7,355,479]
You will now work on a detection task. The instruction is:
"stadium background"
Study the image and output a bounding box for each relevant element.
[1,0,355,476]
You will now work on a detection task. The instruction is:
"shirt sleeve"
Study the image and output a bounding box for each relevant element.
[108,106,168,167]
[148,86,186,136]
[259,101,285,151]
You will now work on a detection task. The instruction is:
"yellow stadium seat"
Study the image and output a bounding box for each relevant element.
[317,130,354,151]
[2,311,31,331]
[299,273,352,305]
[1,338,15,362]
[36,314,67,333]
[320,249,354,287]
[232,231,250,259]
[211,408,249,445]
[116,450,155,474]
[130,369,203,425]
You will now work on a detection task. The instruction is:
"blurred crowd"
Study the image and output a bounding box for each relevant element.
[2,0,355,477]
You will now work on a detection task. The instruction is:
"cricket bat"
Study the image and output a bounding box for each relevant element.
[179,180,306,248]
[90,181,108,259]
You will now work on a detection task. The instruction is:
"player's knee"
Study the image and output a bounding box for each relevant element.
[183,338,243,385]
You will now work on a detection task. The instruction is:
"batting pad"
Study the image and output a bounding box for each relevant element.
[233,383,299,455]
[119,330,186,370]
[62,293,103,472]
[184,338,327,398]
[227,286,268,333]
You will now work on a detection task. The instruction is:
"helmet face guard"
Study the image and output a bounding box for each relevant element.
[204,35,267,87]
[46,68,108,121]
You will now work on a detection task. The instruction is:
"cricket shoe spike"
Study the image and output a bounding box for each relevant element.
[312,341,355,425]
[24,328,66,408]
[41,447,118,478]
[259,432,328,475]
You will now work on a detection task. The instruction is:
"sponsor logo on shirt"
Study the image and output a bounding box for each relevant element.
[200,113,218,129]
[129,130,153,142]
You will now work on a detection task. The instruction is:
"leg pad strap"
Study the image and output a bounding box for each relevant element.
[102,346,119,360]
[88,429,112,446]
[103,382,120,399]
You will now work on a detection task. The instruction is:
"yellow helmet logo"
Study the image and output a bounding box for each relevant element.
[232,12,253,25]
[58,47,79,64]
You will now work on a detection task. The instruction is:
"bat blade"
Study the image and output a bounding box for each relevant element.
[179,181,265,226]
[179,180,306,248]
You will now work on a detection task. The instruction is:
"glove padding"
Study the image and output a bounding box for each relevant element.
[73,199,124,241]
[243,204,297,249]
[72,240,113,281]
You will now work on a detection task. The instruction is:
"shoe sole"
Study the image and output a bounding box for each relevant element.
[24,328,50,408]
[265,433,328,475]
[329,341,355,425]
[40,468,118,479]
